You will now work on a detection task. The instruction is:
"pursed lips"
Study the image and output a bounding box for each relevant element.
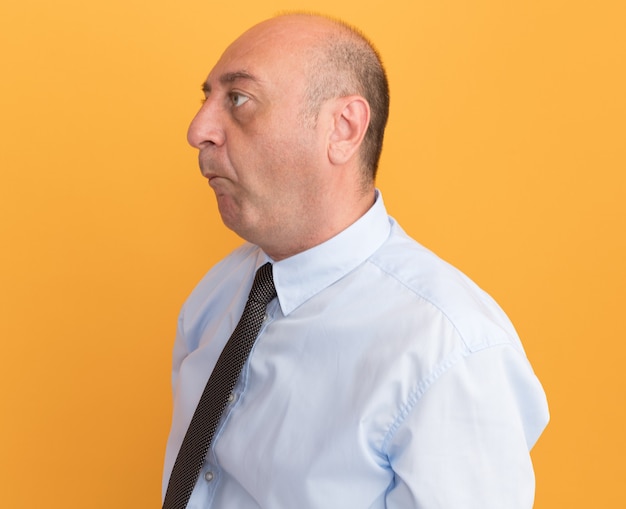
[199,159,218,182]
[198,151,233,188]
[204,172,229,189]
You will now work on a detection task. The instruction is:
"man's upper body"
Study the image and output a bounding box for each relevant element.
[163,191,549,508]
[164,13,549,508]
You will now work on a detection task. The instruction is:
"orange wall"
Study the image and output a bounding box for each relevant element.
[1,0,624,507]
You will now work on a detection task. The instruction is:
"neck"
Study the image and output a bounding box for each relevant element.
[261,186,376,261]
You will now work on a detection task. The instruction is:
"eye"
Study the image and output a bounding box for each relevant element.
[230,92,250,108]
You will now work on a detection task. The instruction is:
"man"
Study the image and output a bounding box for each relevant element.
[163,13,549,508]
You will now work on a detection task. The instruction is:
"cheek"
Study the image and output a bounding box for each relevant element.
[229,113,321,192]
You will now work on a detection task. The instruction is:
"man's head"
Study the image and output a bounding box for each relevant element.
[188,14,390,260]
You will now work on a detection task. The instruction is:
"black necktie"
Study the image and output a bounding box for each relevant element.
[163,262,276,509]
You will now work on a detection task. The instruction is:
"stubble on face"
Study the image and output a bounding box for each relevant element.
[208,28,327,239]
[192,15,358,259]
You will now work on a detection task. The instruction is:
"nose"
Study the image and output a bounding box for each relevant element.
[187,100,226,149]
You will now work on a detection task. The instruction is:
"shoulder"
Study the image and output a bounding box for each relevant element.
[368,219,522,354]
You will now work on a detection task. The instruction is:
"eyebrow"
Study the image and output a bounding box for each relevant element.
[201,71,260,94]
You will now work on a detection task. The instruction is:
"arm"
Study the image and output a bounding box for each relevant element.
[385,344,549,508]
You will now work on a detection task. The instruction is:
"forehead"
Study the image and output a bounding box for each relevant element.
[206,19,323,89]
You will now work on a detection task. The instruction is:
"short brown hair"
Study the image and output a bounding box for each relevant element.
[300,18,390,181]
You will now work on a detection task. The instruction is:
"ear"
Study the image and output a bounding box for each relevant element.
[327,96,370,166]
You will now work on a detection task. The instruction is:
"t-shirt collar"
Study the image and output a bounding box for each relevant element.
[262,190,391,316]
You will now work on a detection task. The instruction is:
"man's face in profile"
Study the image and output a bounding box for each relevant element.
[186,20,329,249]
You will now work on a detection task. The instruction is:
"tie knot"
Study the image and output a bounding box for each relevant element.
[249,262,276,305]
